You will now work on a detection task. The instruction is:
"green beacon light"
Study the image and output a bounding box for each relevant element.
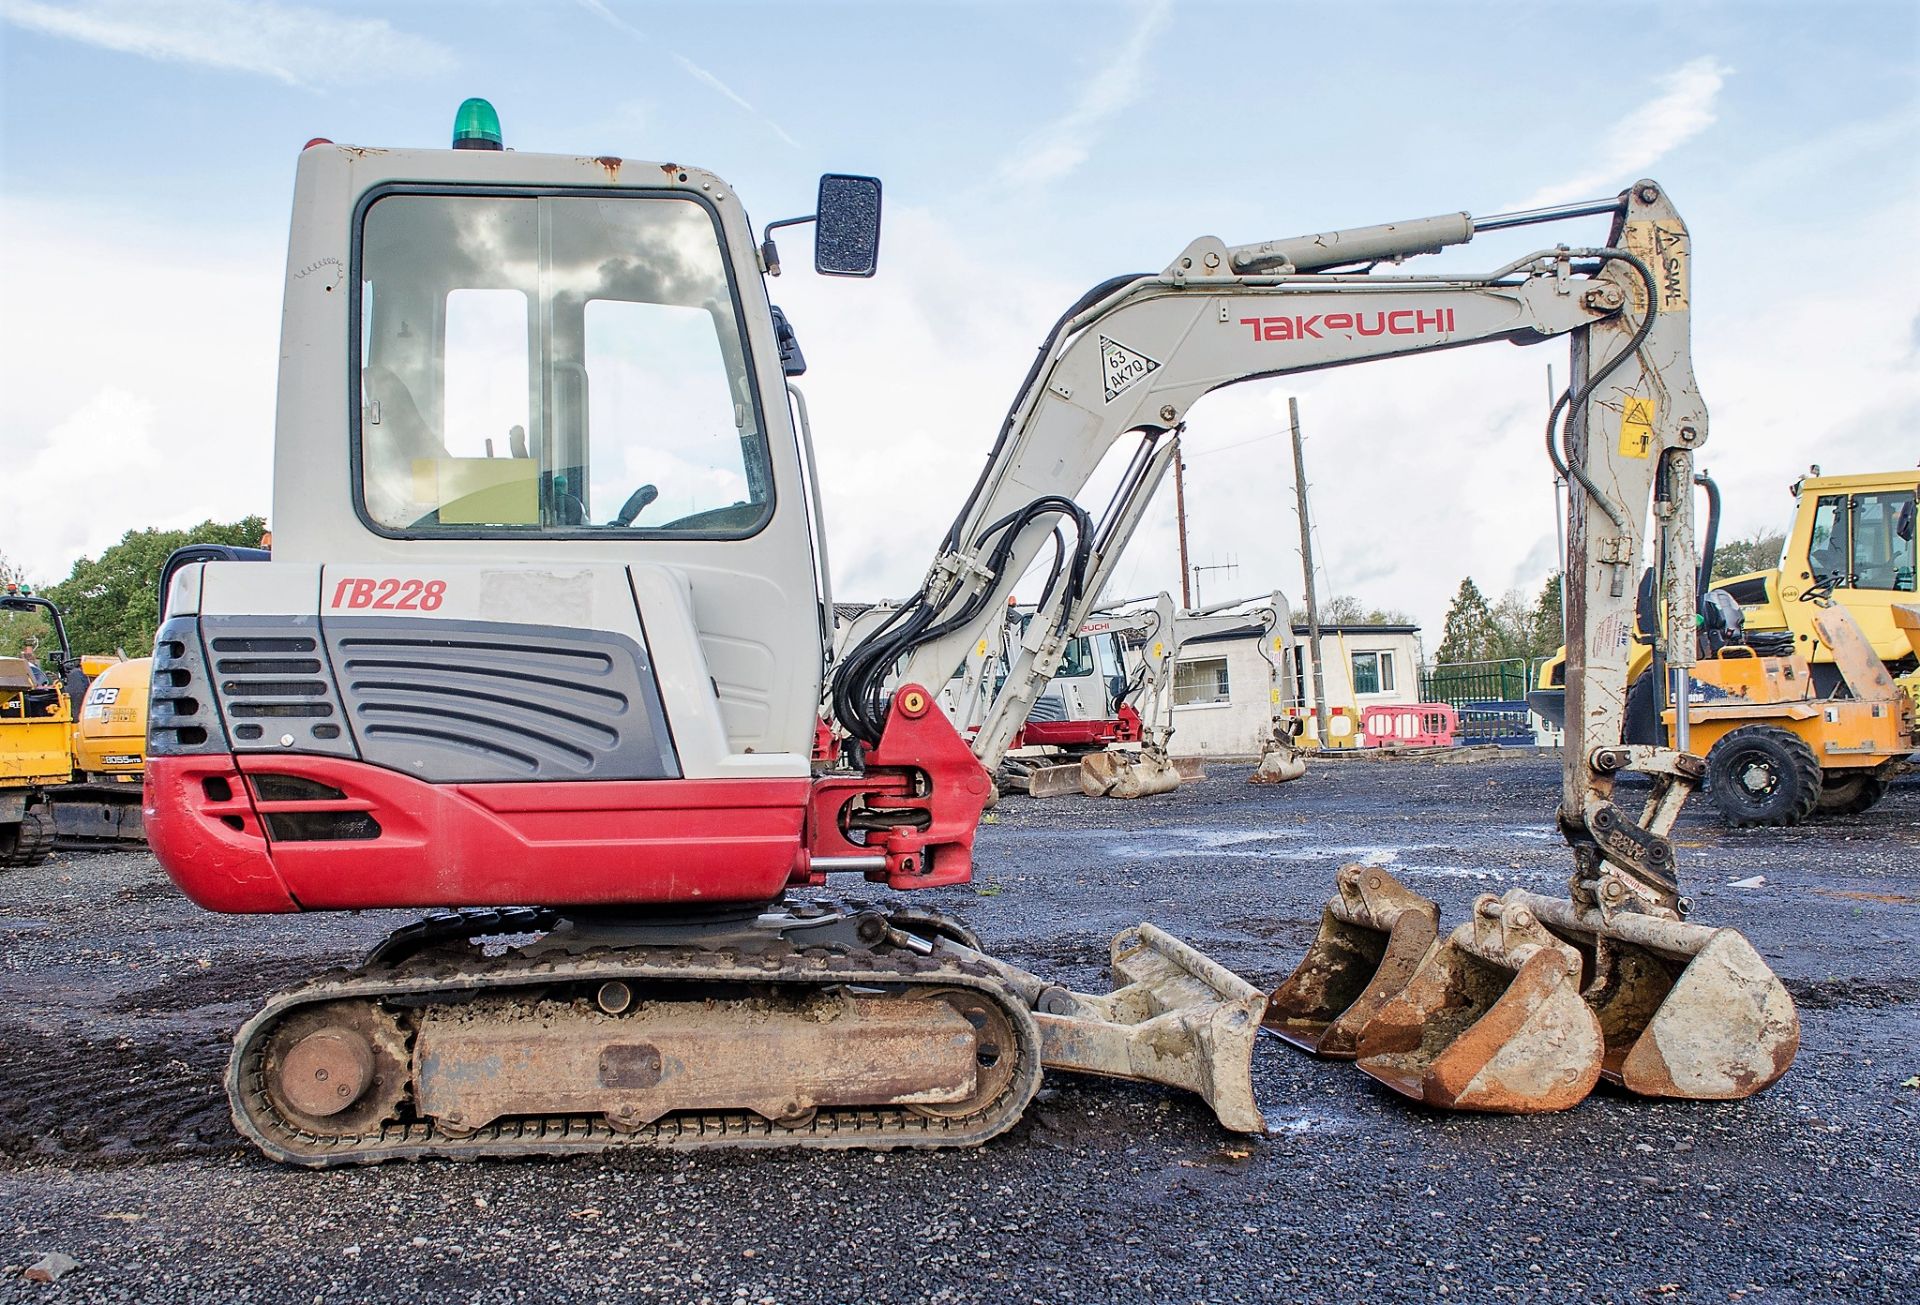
[452,98,503,151]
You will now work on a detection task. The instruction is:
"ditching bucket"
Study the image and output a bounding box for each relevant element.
[1080,748,1182,799]
[1265,865,1438,1057]
[958,923,1265,1133]
[1354,890,1603,1113]
[1512,892,1799,1099]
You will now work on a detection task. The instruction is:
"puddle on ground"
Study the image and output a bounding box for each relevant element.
[1262,1107,1357,1135]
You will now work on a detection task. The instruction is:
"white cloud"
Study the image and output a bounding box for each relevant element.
[998,0,1172,186]
[0,0,454,86]
[0,198,280,584]
[1515,57,1731,209]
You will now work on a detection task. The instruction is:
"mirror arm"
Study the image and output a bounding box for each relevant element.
[759,214,818,278]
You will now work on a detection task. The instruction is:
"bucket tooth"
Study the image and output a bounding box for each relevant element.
[1080,748,1182,799]
[1514,891,1799,1100]
[1354,890,1603,1113]
[1265,865,1438,1058]
[1027,924,1265,1133]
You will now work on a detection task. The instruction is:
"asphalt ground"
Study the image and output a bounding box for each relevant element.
[2,754,1916,1303]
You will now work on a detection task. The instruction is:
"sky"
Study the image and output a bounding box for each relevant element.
[2,0,1916,641]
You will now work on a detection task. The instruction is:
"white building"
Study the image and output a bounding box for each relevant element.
[1169,621,1425,758]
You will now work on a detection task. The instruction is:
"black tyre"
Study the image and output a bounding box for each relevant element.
[0,805,54,868]
[1813,771,1888,817]
[1705,725,1821,827]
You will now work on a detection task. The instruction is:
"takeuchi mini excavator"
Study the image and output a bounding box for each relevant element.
[147,101,1796,1165]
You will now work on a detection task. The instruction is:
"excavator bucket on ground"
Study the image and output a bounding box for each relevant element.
[938,922,1265,1133]
[1079,746,1182,798]
[1510,892,1799,1098]
[1264,864,1437,1057]
[1248,738,1306,785]
[1353,890,1603,1113]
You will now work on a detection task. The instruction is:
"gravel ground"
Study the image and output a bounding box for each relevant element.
[2,754,1916,1303]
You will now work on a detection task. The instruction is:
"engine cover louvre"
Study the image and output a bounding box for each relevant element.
[324,617,680,783]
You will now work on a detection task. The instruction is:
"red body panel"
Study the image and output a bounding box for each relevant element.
[1016,703,1144,750]
[147,686,993,914]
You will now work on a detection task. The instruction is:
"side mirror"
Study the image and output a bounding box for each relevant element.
[814,174,882,277]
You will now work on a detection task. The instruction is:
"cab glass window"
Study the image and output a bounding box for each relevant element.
[1056,636,1096,678]
[1850,492,1917,591]
[1808,495,1848,586]
[356,192,770,536]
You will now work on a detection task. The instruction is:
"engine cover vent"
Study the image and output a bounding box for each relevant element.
[325,617,680,783]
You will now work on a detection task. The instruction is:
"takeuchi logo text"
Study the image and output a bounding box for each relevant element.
[1239,308,1456,341]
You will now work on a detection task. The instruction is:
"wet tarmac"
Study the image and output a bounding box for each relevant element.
[2,754,1915,1302]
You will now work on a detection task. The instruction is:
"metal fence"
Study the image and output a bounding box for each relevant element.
[1418,657,1546,746]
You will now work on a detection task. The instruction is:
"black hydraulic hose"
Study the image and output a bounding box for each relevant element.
[1695,472,1721,598]
[1543,249,1661,530]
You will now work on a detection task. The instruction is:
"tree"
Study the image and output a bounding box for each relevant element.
[1435,577,1497,665]
[42,517,268,656]
[1710,530,1788,580]
[1529,574,1564,656]
[1317,593,1415,626]
[0,552,51,657]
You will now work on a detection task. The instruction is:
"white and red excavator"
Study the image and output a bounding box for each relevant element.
[145,100,1796,1164]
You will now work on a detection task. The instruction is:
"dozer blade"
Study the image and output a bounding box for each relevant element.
[1248,741,1306,785]
[1513,892,1799,1099]
[1264,865,1438,1058]
[1354,890,1603,1113]
[949,924,1264,1132]
[1080,748,1182,798]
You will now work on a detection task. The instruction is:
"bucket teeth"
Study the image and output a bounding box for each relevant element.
[1353,890,1603,1113]
[1029,923,1265,1133]
[1265,865,1439,1058]
[1512,891,1799,1100]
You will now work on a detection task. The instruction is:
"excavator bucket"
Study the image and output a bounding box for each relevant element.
[1353,890,1603,1113]
[1511,892,1799,1099]
[1264,865,1438,1057]
[1079,747,1182,798]
[1248,740,1306,785]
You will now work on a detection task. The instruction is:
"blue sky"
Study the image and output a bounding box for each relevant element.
[2,0,1916,637]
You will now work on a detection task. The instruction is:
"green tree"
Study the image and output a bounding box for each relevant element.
[1528,574,1564,657]
[0,552,51,657]
[42,517,268,655]
[1710,530,1788,580]
[1318,593,1415,626]
[1434,577,1497,664]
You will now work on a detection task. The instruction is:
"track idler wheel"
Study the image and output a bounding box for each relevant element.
[1514,891,1799,1099]
[260,1001,410,1134]
[1353,891,1603,1113]
[1265,865,1438,1058]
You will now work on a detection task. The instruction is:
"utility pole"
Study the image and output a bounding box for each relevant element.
[1172,446,1193,608]
[1290,397,1330,749]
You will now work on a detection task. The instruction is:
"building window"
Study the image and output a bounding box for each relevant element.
[1352,649,1396,695]
[1174,657,1231,705]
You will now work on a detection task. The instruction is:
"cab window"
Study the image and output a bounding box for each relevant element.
[1850,492,1917,591]
[356,191,769,536]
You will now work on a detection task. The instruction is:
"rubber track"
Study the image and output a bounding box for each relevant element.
[228,941,1042,1167]
[1,805,53,868]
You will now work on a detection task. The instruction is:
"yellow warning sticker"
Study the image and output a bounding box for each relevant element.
[1623,220,1689,313]
[977,640,988,657]
[1619,396,1656,459]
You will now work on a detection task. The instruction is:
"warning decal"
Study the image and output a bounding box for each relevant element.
[1100,336,1161,403]
[1618,396,1656,459]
